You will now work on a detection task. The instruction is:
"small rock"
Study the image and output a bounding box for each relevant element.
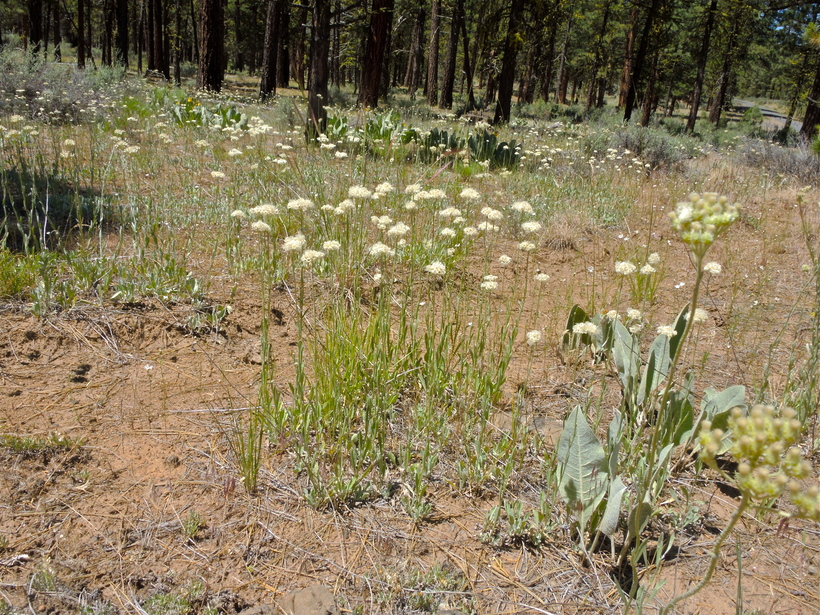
[277,585,339,615]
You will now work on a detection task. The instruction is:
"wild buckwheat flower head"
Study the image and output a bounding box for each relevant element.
[287,198,314,211]
[657,325,675,338]
[211,171,226,179]
[322,240,341,251]
[463,226,478,237]
[440,228,457,238]
[349,185,372,199]
[685,307,708,323]
[521,221,542,234]
[250,204,279,216]
[573,322,600,336]
[251,220,272,233]
[699,406,814,509]
[526,330,542,346]
[282,233,306,252]
[703,261,722,275]
[481,207,504,221]
[63,138,76,147]
[405,183,422,194]
[518,241,536,252]
[438,207,462,218]
[615,261,637,275]
[369,242,395,257]
[372,214,392,230]
[626,308,642,320]
[413,190,432,201]
[481,275,498,291]
[424,261,447,276]
[387,222,410,237]
[228,148,243,157]
[669,192,740,255]
[375,182,394,194]
[428,189,447,199]
[647,252,661,266]
[334,151,348,159]
[460,187,480,200]
[605,310,619,321]
[534,273,550,282]
[512,201,534,214]
[404,200,418,211]
[230,210,247,220]
[336,198,355,213]
[301,250,325,264]
[640,264,656,275]
[498,254,512,266]
[477,222,499,232]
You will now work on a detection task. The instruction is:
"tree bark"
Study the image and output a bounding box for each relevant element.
[585,0,612,112]
[554,10,573,104]
[27,0,44,55]
[197,0,224,91]
[459,0,475,110]
[260,0,280,99]
[277,0,290,87]
[439,0,462,108]
[115,0,128,65]
[686,0,718,133]
[623,0,662,123]
[405,5,425,96]
[618,8,638,108]
[492,0,525,124]
[540,16,557,102]
[708,12,740,126]
[801,59,820,139]
[426,0,440,106]
[78,0,85,67]
[359,0,394,108]
[307,0,331,138]
[52,0,61,61]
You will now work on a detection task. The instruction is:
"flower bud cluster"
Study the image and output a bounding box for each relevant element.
[669,193,739,256]
[699,405,818,520]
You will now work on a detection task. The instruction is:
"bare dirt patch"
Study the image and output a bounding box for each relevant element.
[1,190,819,615]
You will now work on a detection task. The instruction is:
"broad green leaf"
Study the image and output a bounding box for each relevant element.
[668,304,690,363]
[556,406,608,533]
[637,333,671,406]
[600,476,627,537]
[607,411,623,477]
[562,304,590,349]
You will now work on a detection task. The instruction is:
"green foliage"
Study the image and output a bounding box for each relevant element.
[169,94,248,130]
[467,129,521,169]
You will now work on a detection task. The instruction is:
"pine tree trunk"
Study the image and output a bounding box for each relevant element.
[116,0,128,65]
[623,0,661,123]
[307,0,330,137]
[405,6,425,96]
[78,0,85,67]
[359,0,393,107]
[686,0,717,133]
[554,11,573,104]
[27,0,44,55]
[260,0,280,99]
[618,8,637,108]
[708,15,740,126]
[234,0,243,71]
[459,0,475,110]
[52,0,61,61]
[197,0,224,91]
[425,0,440,106]
[439,0,461,109]
[540,19,557,102]
[492,0,524,124]
[277,1,290,87]
[801,59,820,140]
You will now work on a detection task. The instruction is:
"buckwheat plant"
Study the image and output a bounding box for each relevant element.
[660,405,818,614]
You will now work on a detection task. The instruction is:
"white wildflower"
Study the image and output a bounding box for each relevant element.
[282,233,306,252]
